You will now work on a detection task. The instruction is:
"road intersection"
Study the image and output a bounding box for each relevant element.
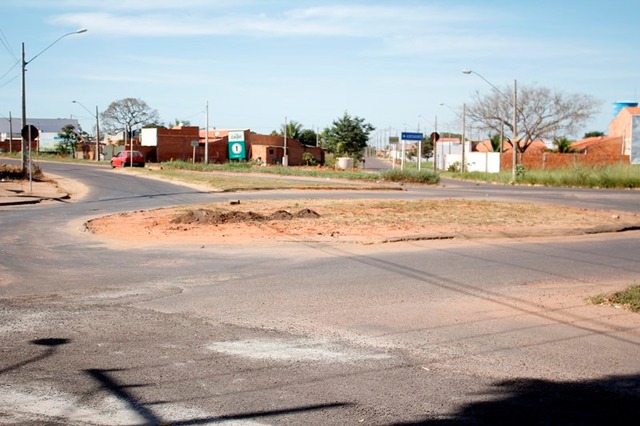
[1,161,639,424]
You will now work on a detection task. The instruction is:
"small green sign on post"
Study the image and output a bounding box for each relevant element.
[228,131,246,160]
[191,140,199,164]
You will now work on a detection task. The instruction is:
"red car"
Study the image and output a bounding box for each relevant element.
[111,150,145,168]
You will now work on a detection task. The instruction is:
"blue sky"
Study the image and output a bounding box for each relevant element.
[1,0,638,142]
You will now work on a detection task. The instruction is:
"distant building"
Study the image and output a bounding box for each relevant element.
[0,117,80,151]
[140,126,324,166]
[608,106,640,164]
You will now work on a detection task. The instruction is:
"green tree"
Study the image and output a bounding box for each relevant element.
[100,98,160,141]
[584,130,605,138]
[302,152,315,165]
[553,136,575,153]
[279,120,304,140]
[488,133,502,152]
[323,112,375,160]
[56,124,78,156]
[298,129,318,146]
[420,135,434,159]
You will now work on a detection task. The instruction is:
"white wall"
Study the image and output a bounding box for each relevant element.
[466,152,501,173]
[437,142,500,173]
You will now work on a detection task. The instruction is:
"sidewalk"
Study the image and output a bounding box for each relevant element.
[0,179,69,206]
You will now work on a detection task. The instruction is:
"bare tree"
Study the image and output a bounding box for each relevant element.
[465,84,600,153]
[100,98,160,140]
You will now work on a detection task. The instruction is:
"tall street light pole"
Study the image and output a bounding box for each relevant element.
[21,29,87,173]
[433,114,437,173]
[204,101,209,165]
[417,114,427,171]
[72,100,100,161]
[462,69,518,181]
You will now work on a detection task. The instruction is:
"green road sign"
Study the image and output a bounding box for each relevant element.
[228,140,246,160]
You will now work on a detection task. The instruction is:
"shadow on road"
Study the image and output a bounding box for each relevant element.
[85,367,354,425]
[0,337,71,375]
[396,374,640,425]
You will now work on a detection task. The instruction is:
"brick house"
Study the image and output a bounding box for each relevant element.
[608,106,640,164]
[140,126,324,165]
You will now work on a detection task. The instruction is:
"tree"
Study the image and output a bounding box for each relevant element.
[56,124,78,156]
[170,118,191,127]
[465,84,600,154]
[553,136,575,153]
[421,135,434,159]
[278,120,304,140]
[488,133,503,152]
[584,130,605,138]
[100,98,160,141]
[298,129,318,146]
[322,111,375,160]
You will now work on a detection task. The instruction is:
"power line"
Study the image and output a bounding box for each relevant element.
[0,60,19,83]
[0,73,18,89]
[0,27,17,61]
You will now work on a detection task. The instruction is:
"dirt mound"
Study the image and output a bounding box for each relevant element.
[295,208,321,218]
[171,208,320,225]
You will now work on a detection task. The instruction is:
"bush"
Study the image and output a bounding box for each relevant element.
[447,161,461,173]
[302,152,316,166]
[381,169,440,184]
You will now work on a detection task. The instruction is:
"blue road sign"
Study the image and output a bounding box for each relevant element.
[401,132,423,141]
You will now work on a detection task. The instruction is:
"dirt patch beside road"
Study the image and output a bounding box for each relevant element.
[85,198,640,246]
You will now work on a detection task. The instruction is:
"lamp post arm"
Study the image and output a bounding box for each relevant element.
[72,100,94,117]
[26,29,87,65]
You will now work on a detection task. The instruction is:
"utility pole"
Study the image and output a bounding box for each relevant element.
[461,103,466,172]
[8,111,13,153]
[512,79,518,181]
[205,101,209,165]
[95,106,100,161]
[283,116,288,166]
[21,43,27,173]
[433,114,437,173]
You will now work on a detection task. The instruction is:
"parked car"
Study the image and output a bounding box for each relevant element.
[111,150,145,168]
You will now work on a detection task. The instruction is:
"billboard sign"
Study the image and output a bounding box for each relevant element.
[228,130,246,160]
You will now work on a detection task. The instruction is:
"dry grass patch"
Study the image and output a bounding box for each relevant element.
[85,198,639,245]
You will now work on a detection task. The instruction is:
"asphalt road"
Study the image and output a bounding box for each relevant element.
[1,161,640,425]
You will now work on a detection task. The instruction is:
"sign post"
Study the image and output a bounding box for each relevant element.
[21,125,39,192]
[191,140,199,164]
[401,132,423,171]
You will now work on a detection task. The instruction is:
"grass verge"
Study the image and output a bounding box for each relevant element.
[447,164,640,189]
[589,285,640,313]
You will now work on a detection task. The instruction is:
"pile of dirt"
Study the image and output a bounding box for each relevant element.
[0,164,46,181]
[171,208,321,225]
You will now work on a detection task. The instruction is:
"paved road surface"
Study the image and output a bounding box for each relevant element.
[1,161,639,424]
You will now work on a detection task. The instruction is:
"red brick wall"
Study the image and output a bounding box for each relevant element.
[501,151,630,170]
[248,134,324,165]
[0,140,36,153]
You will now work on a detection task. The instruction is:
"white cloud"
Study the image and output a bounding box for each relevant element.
[48,4,490,39]
[41,2,611,67]
[11,0,248,11]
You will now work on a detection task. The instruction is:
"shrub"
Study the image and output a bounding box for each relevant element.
[381,169,440,184]
[447,161,461,173]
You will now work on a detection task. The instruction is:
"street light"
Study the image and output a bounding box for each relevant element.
[462,69,517,181]
[21,28,87,172]
[417,115,426,171]
[72,100,100,161]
